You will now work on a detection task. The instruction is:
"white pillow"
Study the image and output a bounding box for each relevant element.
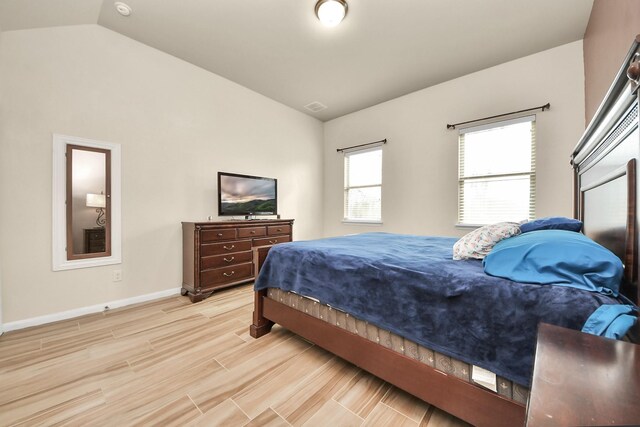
[453,222,521,260]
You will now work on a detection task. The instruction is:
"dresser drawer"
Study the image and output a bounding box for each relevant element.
[201,228,237,242]
[267,225,291,236]
[238,226,266,238]
[201,240,252,256]
[200,263,253,287]
[253,235,291,246]
[201,251,253,270]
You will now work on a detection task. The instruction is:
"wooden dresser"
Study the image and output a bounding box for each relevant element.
[181,219,293,302]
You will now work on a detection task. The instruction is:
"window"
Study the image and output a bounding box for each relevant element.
[53,134,121,271]
[344,147,382,222]
[458,116,535,225]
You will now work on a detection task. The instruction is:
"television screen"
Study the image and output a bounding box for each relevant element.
[218,172,277,216]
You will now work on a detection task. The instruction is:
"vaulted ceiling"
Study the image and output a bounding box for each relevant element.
[0,0,594,121]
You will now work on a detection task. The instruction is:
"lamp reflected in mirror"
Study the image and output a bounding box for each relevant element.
[86,192,106,227]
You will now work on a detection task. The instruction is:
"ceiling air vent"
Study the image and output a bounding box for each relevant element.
[304,101,327,113]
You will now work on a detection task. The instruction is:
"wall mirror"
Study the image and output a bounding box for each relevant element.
[66,145,111,259]
[53,134,121,271]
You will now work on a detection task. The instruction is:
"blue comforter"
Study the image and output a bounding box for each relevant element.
[254,232,618,386]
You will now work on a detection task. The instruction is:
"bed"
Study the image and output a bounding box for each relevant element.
[250,36,640,427]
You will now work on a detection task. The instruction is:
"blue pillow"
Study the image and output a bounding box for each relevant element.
[520,216,583,233]
[483,230,623,296]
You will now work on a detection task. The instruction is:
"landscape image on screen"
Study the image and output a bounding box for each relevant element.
[220,174,276,215]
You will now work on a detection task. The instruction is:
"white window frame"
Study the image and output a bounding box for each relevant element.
[342,144,383,225]
[52,134,122,271]
[457,115,536,227]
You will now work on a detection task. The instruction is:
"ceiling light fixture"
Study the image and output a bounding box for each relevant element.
[114,2,132,17]
[315,0,348,27]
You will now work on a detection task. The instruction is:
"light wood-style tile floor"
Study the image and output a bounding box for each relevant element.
[0,284,471,426]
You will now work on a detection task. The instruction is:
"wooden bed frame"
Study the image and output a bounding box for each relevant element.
[250,36,640,427]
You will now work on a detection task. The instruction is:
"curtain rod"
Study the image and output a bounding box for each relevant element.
[336,138,387,153]
[446,103,550,130]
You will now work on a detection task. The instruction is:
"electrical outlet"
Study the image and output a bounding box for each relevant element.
[112,270,122,282]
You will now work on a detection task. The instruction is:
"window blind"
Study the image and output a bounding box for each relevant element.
[344,147,382,221]
[458,116,536,225]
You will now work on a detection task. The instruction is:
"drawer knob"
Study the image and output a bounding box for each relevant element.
[223,257,235,263]
[217,233,224,237]
[223,245,235,250]
[250,230,256,234]
[223,271,235,277]
[269,240,278,244]
[276,228,282,231]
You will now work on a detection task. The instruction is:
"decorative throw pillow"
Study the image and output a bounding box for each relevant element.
[453,222,521,260]
[520,216,583,233]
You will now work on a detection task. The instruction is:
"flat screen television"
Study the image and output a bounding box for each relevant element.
[218,172,277,216]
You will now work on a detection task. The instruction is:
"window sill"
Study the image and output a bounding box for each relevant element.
[455,223,485,229]
[342,220,383,226]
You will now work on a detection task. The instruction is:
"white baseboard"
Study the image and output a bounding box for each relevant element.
[3,288,182,333]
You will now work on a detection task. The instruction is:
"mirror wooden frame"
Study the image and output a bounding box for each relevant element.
[65,144,112,260]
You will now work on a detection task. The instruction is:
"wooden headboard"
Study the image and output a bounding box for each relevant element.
[572,35,640,306]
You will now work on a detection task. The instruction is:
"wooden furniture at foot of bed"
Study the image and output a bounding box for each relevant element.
[249,247,525,427]
[250,246,275,337]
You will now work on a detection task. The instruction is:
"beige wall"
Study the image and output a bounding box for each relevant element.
[0,25,324,323]
[323,41,585,238]
[584,0,640,125]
